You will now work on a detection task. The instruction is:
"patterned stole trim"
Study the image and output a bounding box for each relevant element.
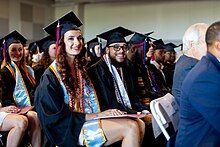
[103,54,132,109]
[49,60,106,147]
[49,61,69,104]
[6,61,31,107]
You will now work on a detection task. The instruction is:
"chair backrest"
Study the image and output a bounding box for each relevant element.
[150,93,179,141]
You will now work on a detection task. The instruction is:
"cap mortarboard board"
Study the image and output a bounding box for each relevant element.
[4,30,27,48]
[165,43,178,52]
[97,26,134,46]
[129,31,153,45]
[36,36,55,52]
[43,11,83,38]
[87,37,99,50]
[153,39,165,50]
[28,42,38,54]
[129,33,147,45]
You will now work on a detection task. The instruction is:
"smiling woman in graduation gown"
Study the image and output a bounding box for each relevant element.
[35,11,145,147]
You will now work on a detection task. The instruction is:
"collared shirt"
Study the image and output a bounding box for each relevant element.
[150,60,166,81]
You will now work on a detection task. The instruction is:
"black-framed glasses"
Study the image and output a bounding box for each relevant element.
[108,44,128,51]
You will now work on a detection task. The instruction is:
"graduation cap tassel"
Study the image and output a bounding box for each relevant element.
[56,21,61,59]
[143,38,148,65]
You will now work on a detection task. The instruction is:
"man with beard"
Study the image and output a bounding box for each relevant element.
[162,43,178,89]
[145,39,170,98]
[127,32,154,104]
[88,26,149,114]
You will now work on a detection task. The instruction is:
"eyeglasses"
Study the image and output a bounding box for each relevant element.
[108,44,128,51]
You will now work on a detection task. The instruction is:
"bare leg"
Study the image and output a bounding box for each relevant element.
[26,111,41,147]
[135,119,145,144]
[1,114,28,147]
[101,118,145,147]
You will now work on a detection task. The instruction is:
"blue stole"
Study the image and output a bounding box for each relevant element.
[50,60,106,147]
[6,61,34,107]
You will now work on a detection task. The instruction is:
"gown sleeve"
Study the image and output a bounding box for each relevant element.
[1,67,16,106]
[34,69,85,146]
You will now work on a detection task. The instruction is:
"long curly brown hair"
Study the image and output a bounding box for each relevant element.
[37,49,53,69]
[56,30,91,112]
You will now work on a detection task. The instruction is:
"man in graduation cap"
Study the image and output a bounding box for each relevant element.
[162,42,178,89]
[127,32,155,105]
[88,26,150,115]
[145,39,170,98]
[86,37,101,67]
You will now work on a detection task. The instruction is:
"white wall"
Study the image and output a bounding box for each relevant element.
[0,0,54,40]
[83,1,220,43]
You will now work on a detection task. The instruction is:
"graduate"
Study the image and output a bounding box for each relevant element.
[162,43,178,89]
[32,35,56,85]
[88,27,150,113]
[0,30,41,147]
[145,39,170,98]
[86,37,101,67]
[34,11,145,147]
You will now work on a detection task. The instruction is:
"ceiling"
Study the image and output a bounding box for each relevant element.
[54,0,214,4]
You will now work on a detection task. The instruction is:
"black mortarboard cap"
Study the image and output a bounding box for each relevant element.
[44,11,83,38]
[129,33,146,45]
[4,30,27,48]
[165,43,178,52]
[87,37,99,50]
[28,42,38,54]
[36,36,55,52]
[129,31,153,45]
[97,26,134,46]
[153,39,165,50]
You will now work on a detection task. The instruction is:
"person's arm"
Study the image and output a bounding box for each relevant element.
[34,69,85,146]
[85,109,126,120]
[189,76,220,133]
[1,67,16,106]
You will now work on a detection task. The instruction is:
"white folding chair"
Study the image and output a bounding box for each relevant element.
[150,93,179,141]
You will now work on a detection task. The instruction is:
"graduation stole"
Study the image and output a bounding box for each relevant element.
[50,60,106,146]
[6,61,34,107]
[49,60,101,113]
[103,54,132,109]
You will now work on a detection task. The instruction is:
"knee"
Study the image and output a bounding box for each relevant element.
[14,115,28,131]
[27,111,41,128]
[137,119,146,133]
[125,120,140,135]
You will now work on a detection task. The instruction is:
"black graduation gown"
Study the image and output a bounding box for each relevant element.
[34,68,85,146]
[1,66,35,106]
[145,58,170,99]
[162,62,175,89]
[129,57,160,101]
[33,64,46,86]
[88,58,148,113]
